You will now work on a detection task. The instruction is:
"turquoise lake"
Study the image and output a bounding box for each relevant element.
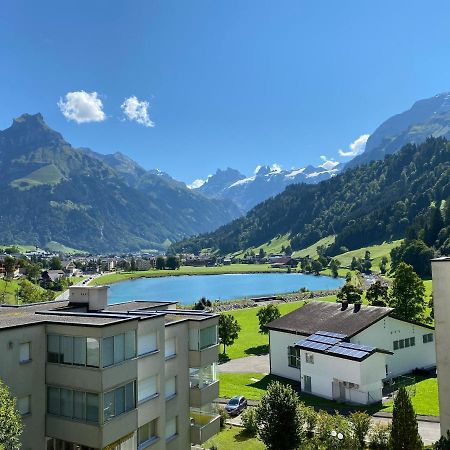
[107,272,344,305]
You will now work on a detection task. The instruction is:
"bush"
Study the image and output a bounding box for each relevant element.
[241,407,258,436]
[300,404,317,437]
[368,422,391,449]
[349,411,371,449]
[434,430,450,449]
[213,404,228,428]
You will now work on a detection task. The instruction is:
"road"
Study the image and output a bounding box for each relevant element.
[55,274,99,301]
[219,354,270,373]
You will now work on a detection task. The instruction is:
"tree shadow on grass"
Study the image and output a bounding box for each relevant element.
[244,344,269,356]
[233,428,257,443]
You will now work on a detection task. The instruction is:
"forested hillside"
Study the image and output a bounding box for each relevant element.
[171,137,450,256]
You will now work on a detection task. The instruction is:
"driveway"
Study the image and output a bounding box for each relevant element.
[219,354,270,374]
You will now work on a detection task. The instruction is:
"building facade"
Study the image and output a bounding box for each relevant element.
[0,286,220,450]
[431,257,450,436]
[267,301,436,405]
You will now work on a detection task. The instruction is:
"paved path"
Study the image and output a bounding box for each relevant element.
[219,354,270,373]
[55,275,98,301]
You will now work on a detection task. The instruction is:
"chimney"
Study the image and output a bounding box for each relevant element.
[69,286,109,311]
[353,302,361,313]
[341,300,348,311]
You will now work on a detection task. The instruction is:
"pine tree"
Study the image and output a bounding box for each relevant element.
[389,386,423,450]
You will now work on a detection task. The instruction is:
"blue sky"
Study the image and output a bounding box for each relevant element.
[2,1,450,184]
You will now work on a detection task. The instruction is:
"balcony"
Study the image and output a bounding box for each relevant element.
[190,409,220,445]
[189,344,219,367]
[189,364,219,408]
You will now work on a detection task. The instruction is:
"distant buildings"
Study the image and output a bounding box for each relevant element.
[0,286,220,449]
[267,301,436,405]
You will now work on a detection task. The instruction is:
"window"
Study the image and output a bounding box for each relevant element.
[405,338,410,348]
[138,419,158,446]
[165,377,176,399]
[102,332,136,368]
[138,331,157,356]
[394,336,417,350]
[103,382,135,422]
[393,340,399,350]
[165,337,176,359]
[200,326,218,349]
[47,334,99,368]
[47,386,98,423]
[165,416,177,440]
[19,342,31,363]
[410,337,416,346]
[288,346,301,368]
[18,395,30,415]
[138,375,158,402]
[423,333,434,343]
[305,352,314,364]
[399,339,404,349]
[189,364,218,389]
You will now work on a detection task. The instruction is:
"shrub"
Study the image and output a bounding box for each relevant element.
[348,411,371,449]
[241,407,258,436]
[213,404,228,428]
[368,422,391,449]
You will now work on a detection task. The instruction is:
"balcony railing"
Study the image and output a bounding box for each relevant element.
[190,409,220,445]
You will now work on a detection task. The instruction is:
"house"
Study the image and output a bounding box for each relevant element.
[0,285,220,449]
[431,257,450,436]
[266,301,436,405]
[61,260,77,276]
[41,269,65,283]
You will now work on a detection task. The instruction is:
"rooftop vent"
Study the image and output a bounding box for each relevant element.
[68,286,109,311]
[353,302,361,313]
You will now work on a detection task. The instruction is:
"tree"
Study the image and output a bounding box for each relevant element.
[284,245,292,256]
[366,281,389,306]
[256,304,281,334]
[337,283,363,304]
[389,262,426,322]
[424,205,444,247]
[256,382,305,450]
[18,279,52,303]
[0,379,23,449]
[330,259,341,278]
[165,255,180,270]
[25,262,42,282]
[49,256,63,270]
[389,386,423,450]
[130,257,136,272]
[218,314,240,354]
[193,297,211,310]
[434,430,450,449]
[3,257,15,279]
[258,248,266,259]
[155,256,165,270]
[311,259,323,275]
[390,240,434,278]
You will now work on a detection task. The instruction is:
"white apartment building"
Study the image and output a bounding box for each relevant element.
[0,286,220,450]
[267,301,436,405]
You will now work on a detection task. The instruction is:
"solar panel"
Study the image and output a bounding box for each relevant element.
[339,342,375,352]
[316,330,348,339]
[298,340,331,351]
[327,346,369,360]
[308,334,342,345]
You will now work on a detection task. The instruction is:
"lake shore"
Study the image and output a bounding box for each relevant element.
[91,264,323,286]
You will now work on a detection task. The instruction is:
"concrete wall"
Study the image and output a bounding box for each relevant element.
[0,324,46,450]
[432,259,450,435]
[268,330,307,381]
[353,317,436,377]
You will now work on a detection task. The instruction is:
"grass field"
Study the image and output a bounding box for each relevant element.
[292,235,336,259]
[0,278,20,304]
[205,425,264,450]
[222,296,337,360]
[232,233,292,258]
[91,264,288,286]
[10,164,63,190]
[45,241,87,255]
[333,240,402,272]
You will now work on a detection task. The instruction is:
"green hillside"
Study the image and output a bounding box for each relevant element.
[292,235,336,259]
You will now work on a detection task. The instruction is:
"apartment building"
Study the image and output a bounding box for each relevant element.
[431,257,450,436]
[0,285,220,450]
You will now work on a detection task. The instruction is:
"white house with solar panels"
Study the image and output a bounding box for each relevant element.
[266,301,436,405]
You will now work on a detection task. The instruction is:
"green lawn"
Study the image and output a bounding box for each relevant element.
[205,425,264,450]
[232,233,292,258]
[219,372,439,416]
[91,264,287,286]
[222,296,337,360]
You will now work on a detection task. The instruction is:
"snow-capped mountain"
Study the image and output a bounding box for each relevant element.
[194,162,342,212]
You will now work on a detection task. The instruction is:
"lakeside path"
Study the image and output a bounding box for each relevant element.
[89,264,292,286]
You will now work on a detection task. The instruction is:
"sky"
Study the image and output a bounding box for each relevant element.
[2,1,450,184]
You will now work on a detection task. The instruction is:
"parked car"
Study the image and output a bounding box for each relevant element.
[225,396,247,415]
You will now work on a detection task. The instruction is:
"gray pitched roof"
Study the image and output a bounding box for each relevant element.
[266,301,393,338]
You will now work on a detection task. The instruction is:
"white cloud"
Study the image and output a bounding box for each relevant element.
[339,134,370,157]
[58,91,106,123]
[121,96,154,127]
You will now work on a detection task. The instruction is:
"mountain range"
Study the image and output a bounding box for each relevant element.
[0,114,240,252]
[193,163,342,212]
